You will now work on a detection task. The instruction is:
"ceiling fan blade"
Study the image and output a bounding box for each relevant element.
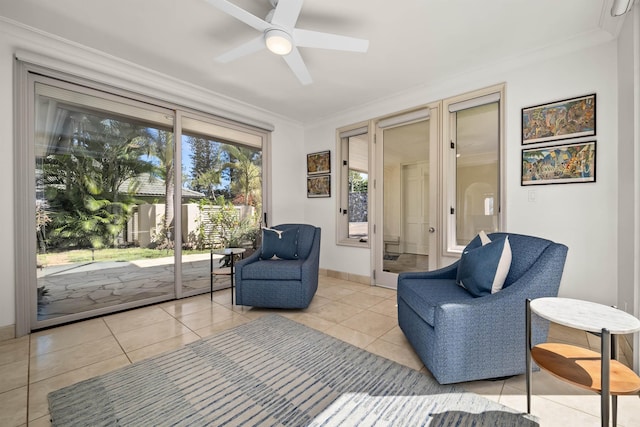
[270,0,303,29]
[215,35,265,63]
[283,48,312,85]
[204,0,270,32]
[293,29,369,52]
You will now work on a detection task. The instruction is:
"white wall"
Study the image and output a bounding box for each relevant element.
[617,6,639,317]
[506,44,618,304]
[303,124,375,277]
[0,24,16,332]
[305,39,620,305]
[0,20,304,331]
[269,124,307,226]
[616,8,640,371]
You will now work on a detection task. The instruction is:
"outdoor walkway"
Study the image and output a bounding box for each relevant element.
[37,253,228,321]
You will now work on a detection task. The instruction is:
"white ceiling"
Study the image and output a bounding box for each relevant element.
[0,0,620,124]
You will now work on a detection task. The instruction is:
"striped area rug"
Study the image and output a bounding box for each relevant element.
[49,315,538,426]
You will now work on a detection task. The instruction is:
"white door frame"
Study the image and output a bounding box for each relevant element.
[372,103,440,289]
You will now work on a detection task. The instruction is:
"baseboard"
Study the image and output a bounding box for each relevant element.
[0,324,15,342]
[319,268,371,286]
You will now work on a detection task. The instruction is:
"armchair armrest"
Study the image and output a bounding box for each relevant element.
[398,261,459,282]
[300,228,321,285]
[235,249,261,269]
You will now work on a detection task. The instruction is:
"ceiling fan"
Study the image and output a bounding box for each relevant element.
[205,0,369,85]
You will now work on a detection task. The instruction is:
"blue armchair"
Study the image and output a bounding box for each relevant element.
[397,232,568,384]
[235,224,321,309]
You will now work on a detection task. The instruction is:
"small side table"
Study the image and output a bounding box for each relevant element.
[526,297,640,427]
[210,247,246,304]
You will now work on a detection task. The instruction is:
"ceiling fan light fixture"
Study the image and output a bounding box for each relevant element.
[265,29,293,55]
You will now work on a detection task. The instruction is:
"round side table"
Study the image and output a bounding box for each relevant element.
[526,297,640,427]
[210,247,246,304]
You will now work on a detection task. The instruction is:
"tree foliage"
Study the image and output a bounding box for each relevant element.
[41,111,264,252]
[188,137,224,198]
[349,171,368,193]
[146,129,175,248]
[225,145,262,208]
[43,114,154,249]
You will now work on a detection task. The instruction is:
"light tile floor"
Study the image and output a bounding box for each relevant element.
[1,276,639,426]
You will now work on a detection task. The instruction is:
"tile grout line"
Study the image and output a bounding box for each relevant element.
[101,317,133,365]
[159,299,203,339]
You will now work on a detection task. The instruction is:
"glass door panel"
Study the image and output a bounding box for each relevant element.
[382,121,429,277]
[35,82,176,324]
[180,117,263,298]
[454,102,499,246]
[348,134,368,241]
[375,111,439,289]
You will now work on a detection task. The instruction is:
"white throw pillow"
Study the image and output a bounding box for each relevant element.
[456,232,512,297]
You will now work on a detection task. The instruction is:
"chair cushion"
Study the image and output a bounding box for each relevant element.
[260,227,299,260]
[480,232,552,288]
[398,279,473,326]
[241,259,304,281]
[456,234,512,297]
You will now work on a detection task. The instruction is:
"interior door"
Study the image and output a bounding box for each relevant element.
[374,106,439,289]
[402,162,429,255]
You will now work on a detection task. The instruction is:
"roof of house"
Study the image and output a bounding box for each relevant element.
[119,173,206,199]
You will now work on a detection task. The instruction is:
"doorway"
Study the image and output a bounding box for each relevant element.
[374,106,439,288]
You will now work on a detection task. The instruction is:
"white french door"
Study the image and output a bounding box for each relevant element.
[374,105,440,289]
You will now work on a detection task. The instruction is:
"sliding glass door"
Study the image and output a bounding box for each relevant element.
[179,115,264,298]
[18,69,270,332]
[34,79,177,325]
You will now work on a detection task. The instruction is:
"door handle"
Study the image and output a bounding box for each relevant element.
[428,227,435,233]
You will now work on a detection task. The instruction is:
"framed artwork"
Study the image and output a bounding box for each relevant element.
[521,94,596,144]
[307,150,330,175]
[307,174,331,198]
[521,141,596,186]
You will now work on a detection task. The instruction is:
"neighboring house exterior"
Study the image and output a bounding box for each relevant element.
[120,173,252,248]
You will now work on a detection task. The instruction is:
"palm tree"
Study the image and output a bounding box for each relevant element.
[147,129,175,247]
[43,114,154,249]
[224,145,261,208]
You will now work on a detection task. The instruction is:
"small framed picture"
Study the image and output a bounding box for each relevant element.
[521,94,596,145]
[307,174,331,198]
[307,150,330,175]
[521,141,596,186]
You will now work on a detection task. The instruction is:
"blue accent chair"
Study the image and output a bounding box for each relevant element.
[397,232,568,384]
[235,224,321,309]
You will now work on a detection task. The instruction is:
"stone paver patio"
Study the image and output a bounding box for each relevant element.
[37,253,230,321]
